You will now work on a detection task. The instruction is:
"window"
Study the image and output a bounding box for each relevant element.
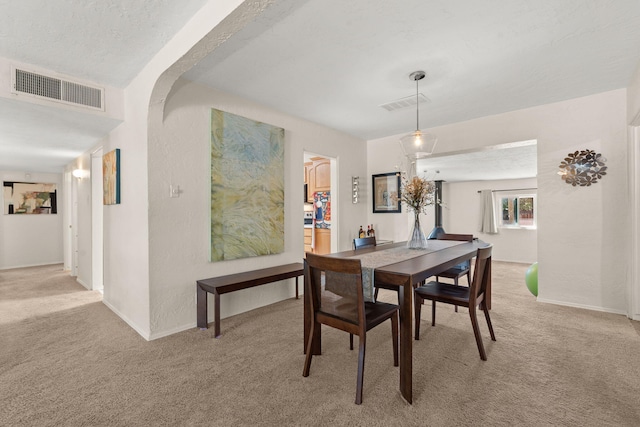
[497,193,536,228]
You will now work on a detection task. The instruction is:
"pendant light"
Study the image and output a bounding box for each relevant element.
[399,71,437,159]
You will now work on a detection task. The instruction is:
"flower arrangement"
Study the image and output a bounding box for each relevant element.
[393,175,437,249]
[396,175,437,214]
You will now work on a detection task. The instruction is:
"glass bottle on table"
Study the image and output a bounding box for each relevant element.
[359,226,365,238]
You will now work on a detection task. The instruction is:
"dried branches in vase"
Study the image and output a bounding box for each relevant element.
[394,176,437,249]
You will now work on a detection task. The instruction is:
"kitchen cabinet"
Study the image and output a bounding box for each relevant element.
[304,156,331,255]
[304,161,313,202]
[311,157,331,192]
[304,228,313,253]
[314,228,331,255]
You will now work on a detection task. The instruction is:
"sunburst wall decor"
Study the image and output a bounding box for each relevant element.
[558,149,607,187]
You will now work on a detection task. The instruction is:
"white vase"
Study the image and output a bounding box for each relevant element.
[407,211,428,249]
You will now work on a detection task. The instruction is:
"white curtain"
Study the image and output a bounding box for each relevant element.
[480,190,498,234]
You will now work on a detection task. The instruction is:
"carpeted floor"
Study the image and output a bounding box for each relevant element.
[1,262,639,426]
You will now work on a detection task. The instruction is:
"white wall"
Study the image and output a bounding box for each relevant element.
[0,171,63,269]
[366,139,435,242]
[86,0,250,339]
[442,178,537,264]
[146,79,367,337]
[626,62,640,320]
[369,89,629,315]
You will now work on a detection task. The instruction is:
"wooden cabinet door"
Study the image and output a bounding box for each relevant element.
[303,228,313,253]
[304,162,312,184]
[312,158,331,191]
[314,228,331,255]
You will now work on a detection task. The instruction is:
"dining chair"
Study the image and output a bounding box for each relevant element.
[303,253,399,405]
[351,235,379,349]
[413,245,495,361]
[435,233,474,312]
[435,233,473,286]
[353,236,376,250]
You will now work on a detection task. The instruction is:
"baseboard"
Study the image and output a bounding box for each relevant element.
[148,323,195,341]
[101,299,152,341]
[536,297,628,316]
[0,261,64,270]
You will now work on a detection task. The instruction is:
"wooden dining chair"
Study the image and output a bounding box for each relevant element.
[413,245,495,361]
[435,233,473,312]
[303,253,399,404]
[353,236,376,250]
[435,233,473,286]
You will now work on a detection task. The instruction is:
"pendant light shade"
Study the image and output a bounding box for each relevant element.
[399,71,437,159]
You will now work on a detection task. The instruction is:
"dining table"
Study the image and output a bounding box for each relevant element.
[303,238,491,404]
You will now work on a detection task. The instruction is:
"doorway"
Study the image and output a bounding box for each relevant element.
[304,152,338,254]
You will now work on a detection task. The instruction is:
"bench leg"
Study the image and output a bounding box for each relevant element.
[214,291,222,338]
[196,285,208,330]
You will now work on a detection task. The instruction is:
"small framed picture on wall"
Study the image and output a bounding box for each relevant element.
[372,172,401,213]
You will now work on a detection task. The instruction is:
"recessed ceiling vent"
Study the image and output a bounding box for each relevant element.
[379,93,430,112]
[11,67,104,111]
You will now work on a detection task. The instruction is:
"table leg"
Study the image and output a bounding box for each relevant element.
[398,280,413,404]
[295,276,299,299]
[214,291,221,338]
[196,284,208,330]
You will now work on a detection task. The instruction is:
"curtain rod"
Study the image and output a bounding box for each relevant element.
[477,187,537,193]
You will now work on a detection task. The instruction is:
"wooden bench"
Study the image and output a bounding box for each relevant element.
[197,262,304,338]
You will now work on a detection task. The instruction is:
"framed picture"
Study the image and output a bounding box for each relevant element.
[103,148,121,205]
[3,181,57,214]
[372,172,401,213]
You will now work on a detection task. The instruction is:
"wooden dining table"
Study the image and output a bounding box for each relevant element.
[303,239,491,404]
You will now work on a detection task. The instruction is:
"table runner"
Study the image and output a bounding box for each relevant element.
[350,240,465,302]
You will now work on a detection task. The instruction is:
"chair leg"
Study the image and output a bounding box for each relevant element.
[414,293,422,340]
[469,305,487,361]
[482,302,496,341]
[374,287,379,301]
[355,334,366,405]
[303,321,316,377]
[432,300,436,326]
[454,277,459,312]
[350,334,354,350]
[391,312,399,366]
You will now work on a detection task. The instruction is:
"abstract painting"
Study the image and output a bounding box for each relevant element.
[210,109,285,261]
[103,148,120,205]
[3,181,57,214]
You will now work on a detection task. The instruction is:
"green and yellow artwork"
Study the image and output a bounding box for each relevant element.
[210,109,285,261]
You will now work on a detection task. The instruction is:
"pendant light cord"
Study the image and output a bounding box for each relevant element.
[415,78,420,131]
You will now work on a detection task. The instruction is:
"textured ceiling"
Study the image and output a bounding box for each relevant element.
[0,0,210,87]
[1,0,640,176]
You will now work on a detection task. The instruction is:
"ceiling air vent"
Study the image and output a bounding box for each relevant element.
[12,67,104,111]
[379,93,430,112]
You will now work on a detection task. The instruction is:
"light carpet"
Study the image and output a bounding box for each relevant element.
[1,262,639,426]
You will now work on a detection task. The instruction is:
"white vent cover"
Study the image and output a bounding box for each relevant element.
[379,93,430,112]
[11,67,104,111]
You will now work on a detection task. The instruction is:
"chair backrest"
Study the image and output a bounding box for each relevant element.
[468,245,493,306]
[353,236,376,250]
[304,253,365,329]
[437,233,473,242]
[437,233,474,268]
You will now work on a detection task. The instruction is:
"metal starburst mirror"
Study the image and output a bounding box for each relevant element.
[558,149,607,187]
